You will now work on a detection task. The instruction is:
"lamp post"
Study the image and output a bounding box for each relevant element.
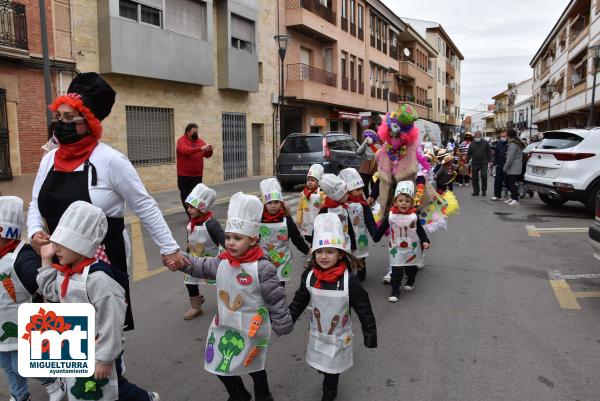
[545,82,557,132]
[382,79,391,112]
[530,104,534,140]
[588,44,600,127]
[274,34,291,141]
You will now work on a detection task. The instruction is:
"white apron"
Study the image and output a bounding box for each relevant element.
[184,221,220,285]
[299,191,322,236]
[327,206,352,253]
[58,264,119,401]
[204,260,272,376]
[0,241,30,351]
[259,219,293,282]
[346,202,369,259]
[388,213,423,267]
[305,270,353,374]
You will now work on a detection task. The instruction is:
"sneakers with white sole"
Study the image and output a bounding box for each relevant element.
[490,196,500,201]
[44,378,67,401]
[504,198,512,204]
[388,295,399,303]
[148,392,160,401]
[402,285,414,291]
[382,274,391,284]
[508,200,520,206]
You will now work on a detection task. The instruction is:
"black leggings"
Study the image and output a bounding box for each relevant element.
[390,266,418,294]
[218,370,269,400]
[323,372,340,392]
[186,284,199,297]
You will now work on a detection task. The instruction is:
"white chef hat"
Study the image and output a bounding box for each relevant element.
[185,183,217,212]
[394,180,415,199]
[338,168,364,191]
[307,164,324,181]
[0,196,24,240]
[312,213,346,252]
[260,178,283,204]
[226,192,263,237]
[319,174,348,202]
[50,201,108,258]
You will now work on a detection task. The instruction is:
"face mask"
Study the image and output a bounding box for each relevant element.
[500,138,507,142]
[54,121,83,145]
[474,138,482,142]
[191,133,199,140]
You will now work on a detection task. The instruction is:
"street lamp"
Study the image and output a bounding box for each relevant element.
[588,44,600,127]
[382,80,391,112]
[529,104,534,140]
[273,34,291,171]
[545,82,557,131]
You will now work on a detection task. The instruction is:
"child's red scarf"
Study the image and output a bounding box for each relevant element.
[312,261,347,289]
[0,240,20,259]
[218,246,264,268]
[189,212,213,232]
[390,206,417,215]
[52,257,96,298]
[321,197,347,209]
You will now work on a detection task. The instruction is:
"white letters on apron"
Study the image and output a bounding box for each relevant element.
[388,213,422,267]
[0,242,30,351]
[184,221,220,285]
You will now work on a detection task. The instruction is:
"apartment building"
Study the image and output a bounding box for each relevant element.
[0,0,76,184]
[530,0,600,131]
[57,0,279,192]
[279,0,436,140]
[403,18,463,141]
[491,78,532,134]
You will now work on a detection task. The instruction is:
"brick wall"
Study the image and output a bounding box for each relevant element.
[18,0,55,56]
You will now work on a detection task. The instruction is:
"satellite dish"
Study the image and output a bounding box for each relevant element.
[403,48,411,57]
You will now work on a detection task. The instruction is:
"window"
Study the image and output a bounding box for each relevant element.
[119,0,137,20]
[126,106,175,166]
[358,5,363,28]
[327,135,347,151]
[165,0,207,40]
[438,67,441,82]
[370,13,375,36]
[358,59,363,82]
[428,60,432,71]
[438,37,441,51]
[280,137,322,153]
[231,14,255,53]
[118,0,162,27]
[350,0,355,23]
[258,62,263,84]
[341,52,347,78]
[350,56,355,80]
[141,5,161,26]
[341,0,347,18]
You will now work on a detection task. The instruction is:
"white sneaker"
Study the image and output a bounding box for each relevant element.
[148,392,160,401]
[388,295,399,303]
[490,196,500,201]
[402,285,414,291]
[504,198,512,204]
[508,200,520,206]
[382,274,391,284]
[458,183,463,187]
[44,378,66,401]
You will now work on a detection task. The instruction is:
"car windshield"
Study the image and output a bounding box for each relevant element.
[539,132,583,149]
[280,136,322,153]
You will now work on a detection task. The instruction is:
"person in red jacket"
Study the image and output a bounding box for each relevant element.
[177,123,213,214]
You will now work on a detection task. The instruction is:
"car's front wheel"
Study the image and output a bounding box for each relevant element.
[584,183,600,215]
[538,193,568,207]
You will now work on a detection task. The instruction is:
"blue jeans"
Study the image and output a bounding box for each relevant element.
[0,350,29,401]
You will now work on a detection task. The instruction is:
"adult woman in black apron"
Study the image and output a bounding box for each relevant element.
[27,72,187,330]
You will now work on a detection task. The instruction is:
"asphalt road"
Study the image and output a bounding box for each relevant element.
[9,178,600,401]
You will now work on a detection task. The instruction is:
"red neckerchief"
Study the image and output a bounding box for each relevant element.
[52,257,96,298]
[312,261,347,289]
[303,186,318,199]
[218,246,264,268]
[0,240,20,259]
[347,195,368,206]
[261,206,286,223]
[189,212,213,232]
[321,196,348,209]
[391,206,417,215]
[54,136,98,172]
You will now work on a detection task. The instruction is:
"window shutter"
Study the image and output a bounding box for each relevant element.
[231,14,254,43]
[136,0,163,10]
[165,0,207,40]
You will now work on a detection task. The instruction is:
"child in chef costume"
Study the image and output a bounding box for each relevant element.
[170,192,293,401]
[37,201,159,401]
[259,178,310,284]
[289,213,377,401]
[374,181,431,302]
[317,174,356,254]
[296,164,325,244]
[181,183,225,320]
[0,196,67,401]
[337,168,379,282]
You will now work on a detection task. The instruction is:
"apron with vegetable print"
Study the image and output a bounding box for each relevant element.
[346,202,369,258]
[259,219,292,282]
[204,260,271,376]
[328,206,352,253]
[57,264,119,401]
[183,221,220,285]
[0,241,30,351]
[299,191,322,236]
[305,269,353,374]
[388,213,422,267]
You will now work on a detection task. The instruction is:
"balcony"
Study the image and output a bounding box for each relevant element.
[342,76,348,90]
[0,1,28,58]
[350,78,357,92]
[395,95,430,117]
[341,17,348,31]
[389,46,398,60]
[567,78,587,98]
[445,85,455,102]
[287,63,336,87]
[286,0,337,42]
[446,59,455,76]
[358,82,364,94]
[371,85,376,97]
[389,92,399,103]
[370,35,375,47]
[350,22,356,36]
[398,60,432,84]
[358,27,363,41]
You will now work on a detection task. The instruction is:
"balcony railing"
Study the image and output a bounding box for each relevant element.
[376,87,381,99]
[390,47,398,60]
[341,17,348,31]
[358,82,364,94]
[287,63,337,87]
[370,85,376,97]
[389,92,399,103]
[0,1,28,50]
[370,35,375,47]
[382,42,387,55]
[377,38,381,51]
[358,27,363,41]
[350,22,356,36]
[287,0,336,25]
[341,76,348,90]
[350,78,357,92]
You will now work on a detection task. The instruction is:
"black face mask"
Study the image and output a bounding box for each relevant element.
[54,121,83,145]
[191,133,199,141]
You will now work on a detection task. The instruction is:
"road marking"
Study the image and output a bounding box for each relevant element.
[130,220,167,282]
[549,279,581,310]
[526,225,587,237]
[573,291,600,298]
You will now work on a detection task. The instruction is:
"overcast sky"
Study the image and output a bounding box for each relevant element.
[382,0,567,114]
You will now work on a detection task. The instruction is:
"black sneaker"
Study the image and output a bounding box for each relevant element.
[471,193,479,196]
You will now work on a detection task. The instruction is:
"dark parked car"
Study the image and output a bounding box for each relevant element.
[276,132,363,190]
[590,190,600,262]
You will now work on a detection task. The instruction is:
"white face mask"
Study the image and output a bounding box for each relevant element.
[500,137,507,142]
[474,137,482,142]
